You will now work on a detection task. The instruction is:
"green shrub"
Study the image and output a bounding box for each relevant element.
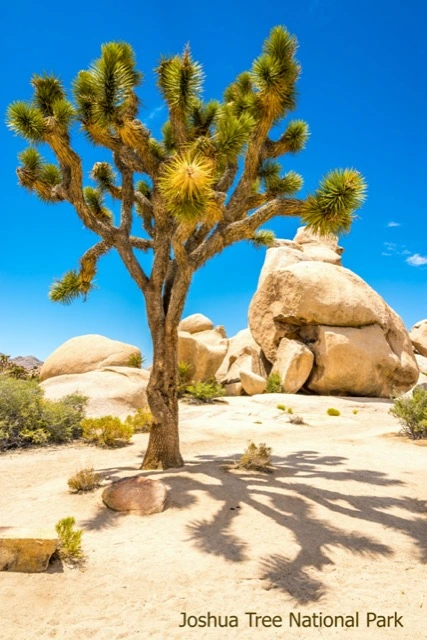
[68,467,102,493]
[234,442,273,473]
[81,416,134,447]
[55,517,84,562]
[266,372,282,393]
[353,409,359,415]
[389,387,427,439]
[184,380,225,403]
[127,353,144,368]
[178,361,194,396]
[327,408,341,416]
[0,377,87,450]
[125,406,153,433]
[0,354,28,380]
[276,404,286,411]
[287,407,293,414]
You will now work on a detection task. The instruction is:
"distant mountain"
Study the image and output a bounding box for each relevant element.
[6,355,43,370]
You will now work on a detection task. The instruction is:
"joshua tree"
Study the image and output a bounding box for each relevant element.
[7,26,366,469]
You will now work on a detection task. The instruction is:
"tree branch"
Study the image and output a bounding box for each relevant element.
[45,127,117,242]
[191,198,303,269]
[129,236,154,251]
[118,119,160,177]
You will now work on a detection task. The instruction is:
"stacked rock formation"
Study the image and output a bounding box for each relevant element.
[247,227,419,397]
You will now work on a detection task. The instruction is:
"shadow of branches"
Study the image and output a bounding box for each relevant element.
[148,450,427,603]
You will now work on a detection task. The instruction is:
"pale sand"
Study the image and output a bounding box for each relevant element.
[0,394,426,640]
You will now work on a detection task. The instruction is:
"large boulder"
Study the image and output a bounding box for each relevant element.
[0,529,58,572]
[249,231,419,398]
[178,327,228,382]
[240,370,267,396]
[272,338,314,394]
[102,476,167,514]
[410,320,427,357]
[304,325,407,397]
[40,335,141,381]
[250,261,391,361]
[41,366,150,419]
[178,313,214,334]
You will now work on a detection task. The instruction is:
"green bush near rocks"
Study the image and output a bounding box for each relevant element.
[81,416,134,447]
[390,387,427,440]
[184,380,225,403]
[55,517,84,563]
[0,377,87,450]
[125,407,153,433]
[266,372,282,393]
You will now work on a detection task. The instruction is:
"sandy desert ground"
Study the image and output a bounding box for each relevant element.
[0,394,426,640]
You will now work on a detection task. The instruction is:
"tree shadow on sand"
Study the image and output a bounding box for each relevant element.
[147,450,427,603]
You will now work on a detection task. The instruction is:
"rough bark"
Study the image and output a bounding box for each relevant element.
[141,269,191,470]
[142,322,183,469]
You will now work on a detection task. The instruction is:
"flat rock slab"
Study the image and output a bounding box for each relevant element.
[0,528,58,572]
[102,476,167,515]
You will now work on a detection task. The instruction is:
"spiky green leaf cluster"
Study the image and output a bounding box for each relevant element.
[266,170,303,196]
[190,100,219,137]
[214,106,255,163]
[91,162,116,191]
[158,153,217,221]
[157,47,203,112]
[136,179,152,199]
[251,26,300,118]
[7,102,46,142]
[7,74,75,143]
[223,72,258,118]
[73,42,141,127]
[17,147,62,202]
[279,119,309,153]
[83,187,113,221]
[252,229,276,248]
[301,169,367,235]
[49,271,91,304]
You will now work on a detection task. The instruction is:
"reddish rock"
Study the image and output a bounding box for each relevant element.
[102,476,167,515]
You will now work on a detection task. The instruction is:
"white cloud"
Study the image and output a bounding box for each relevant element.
[387,221,401,227]
[146,105,164,121]
[406,253,427,267]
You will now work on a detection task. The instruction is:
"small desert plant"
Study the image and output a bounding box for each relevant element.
[353,409,359,415]
[266,372,282,393]
[288,414,305,425]
[327,407,341,416]
[55,516,84,562]
[67,467,102,493]
[287,407,293,414]
[184,380,225,403]
[0,377,87,450]
[125,406,153,433]
[81,416,134,447]
[178,361,194,396]
[234,442,273,473]
[389,387,427,440]
[276,404,286,411]
[127,353,144,368]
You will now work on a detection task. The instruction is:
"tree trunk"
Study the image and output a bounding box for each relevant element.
[141,310,183,470]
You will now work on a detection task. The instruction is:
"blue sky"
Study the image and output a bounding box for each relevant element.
[1,0,426,362]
